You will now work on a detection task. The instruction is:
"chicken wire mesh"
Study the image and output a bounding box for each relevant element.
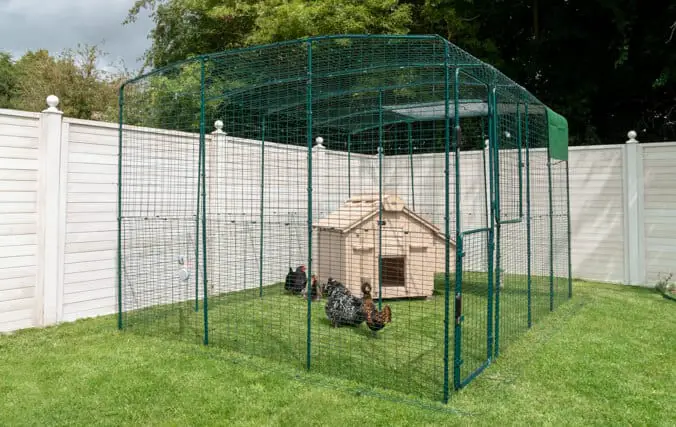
[117,34,572,403]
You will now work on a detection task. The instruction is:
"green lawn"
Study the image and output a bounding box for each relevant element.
[119,272,561,401]
[1,280,674,426]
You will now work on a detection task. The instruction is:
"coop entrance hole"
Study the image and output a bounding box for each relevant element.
[382,256,406,287]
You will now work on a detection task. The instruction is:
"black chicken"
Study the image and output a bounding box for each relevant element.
[284,265,307,295]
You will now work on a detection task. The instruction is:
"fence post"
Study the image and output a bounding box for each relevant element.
[311,137,326,280]
[36,95,64,326]
[204,120,226,298]
[623,130,646,285]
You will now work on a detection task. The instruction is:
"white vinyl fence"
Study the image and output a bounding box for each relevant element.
[0,96,674,333]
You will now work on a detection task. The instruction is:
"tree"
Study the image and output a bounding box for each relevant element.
[125,0,676,144]
[406,0,676,143]
[10,44,127,121]
[0,53,18,109]
[125,0,413,69]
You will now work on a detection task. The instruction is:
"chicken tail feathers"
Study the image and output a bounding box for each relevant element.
[384,305,392,323]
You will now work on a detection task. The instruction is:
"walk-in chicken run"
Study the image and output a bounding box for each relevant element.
[117,34,572,403]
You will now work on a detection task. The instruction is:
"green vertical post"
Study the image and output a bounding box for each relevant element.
[377,89,384,311]
[547,124,554,312]
[407,122,415,211]
[492,87,501,359]
[446,54,457,400]
[566,160,572,298]
[486,86,496,361]
[117,84,125,330]
[482,129,490,269]
[516,100,524,218]
[305,40,313,371]
[259,116,266,298]
[525,103,532,328]
[199,56,209,345]
[195,75,202,314]
[347,134,352,198]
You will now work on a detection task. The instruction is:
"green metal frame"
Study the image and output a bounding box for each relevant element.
[305,39,314,371]
[378,90,384,311]
[199,57,209,344]
[116,33,571,404]
[117,85,124,331]
[525,103,533,328]
[259,116,266,298]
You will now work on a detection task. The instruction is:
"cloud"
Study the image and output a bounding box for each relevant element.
[0,0,153,70]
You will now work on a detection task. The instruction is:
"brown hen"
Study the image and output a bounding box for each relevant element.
[361,281,392,333]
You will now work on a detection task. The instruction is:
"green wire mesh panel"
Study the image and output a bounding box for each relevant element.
[118,34,572,403]
[118,60,207,341]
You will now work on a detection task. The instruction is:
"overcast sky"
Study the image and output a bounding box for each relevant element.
[0,0,153,71]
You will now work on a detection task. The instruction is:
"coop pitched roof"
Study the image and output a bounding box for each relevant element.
[314,194,450,243]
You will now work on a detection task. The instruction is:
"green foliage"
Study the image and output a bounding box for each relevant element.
[242,0,413,45]
[124,0,676,144]
[0,53,17,109]
[5,44,129,121]
[125,0,413,70]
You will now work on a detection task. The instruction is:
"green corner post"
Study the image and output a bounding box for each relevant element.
[199,56,209,344]
[481,123,490,272]
[493,90,502,359]
[525,103,532,328]
[486,85,497,361]
[305,39,314,371]
[516,100,524,218]
[259,116,266,298]
[407,122,415,211]
[547,119,554,312]
[194,69,203,314]
[566,158,572,299]
[377,89,384,311]
[442,45,453,402]
[347,133,351,198]
[117,84,125,330]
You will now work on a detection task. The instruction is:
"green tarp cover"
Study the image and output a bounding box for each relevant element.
[546,107,569,161]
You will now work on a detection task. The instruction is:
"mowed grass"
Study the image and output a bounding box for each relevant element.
[119,272,555,401]
[1,280,674,426]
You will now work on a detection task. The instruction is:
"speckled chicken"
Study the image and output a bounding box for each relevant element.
[323,278,365,327]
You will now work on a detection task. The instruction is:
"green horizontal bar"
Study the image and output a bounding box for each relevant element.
[208,63,448,104]
[460,227,491,237]
[458,360,491,388]
[271,82,454,117]
[498,218,522,225]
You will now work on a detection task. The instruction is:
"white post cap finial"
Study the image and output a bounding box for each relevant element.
[627,130,638,144]
[314,136,325,150]
[485,138,490,149]
[212,120,226,135]
[43,95,61,113]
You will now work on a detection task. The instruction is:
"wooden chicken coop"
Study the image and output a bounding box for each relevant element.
[313,194,454,300]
